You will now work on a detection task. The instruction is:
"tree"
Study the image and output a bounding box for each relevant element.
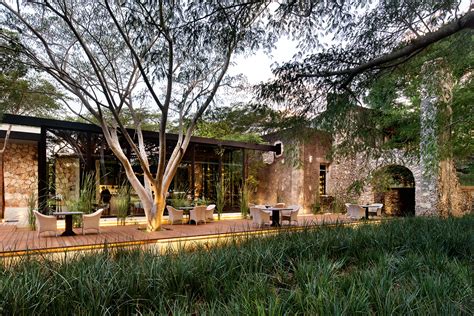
[257,1,473,157]
[1,1,272,231]
[259,1,473,215]
[0,30,62,219]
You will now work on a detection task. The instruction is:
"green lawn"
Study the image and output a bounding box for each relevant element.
[1,215,473,314]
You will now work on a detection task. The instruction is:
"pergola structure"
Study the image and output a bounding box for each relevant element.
[1,114,280,217]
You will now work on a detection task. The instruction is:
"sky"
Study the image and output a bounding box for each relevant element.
[229,37,298,85]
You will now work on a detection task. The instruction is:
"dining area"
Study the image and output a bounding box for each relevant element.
[249,203,301,228]
[166,204,216,225]
[33,208,104,237]
[345,203,384,220]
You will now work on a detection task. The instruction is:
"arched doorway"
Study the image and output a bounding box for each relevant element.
[371,165,415,216]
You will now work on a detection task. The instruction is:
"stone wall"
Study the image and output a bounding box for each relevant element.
[2,141,38,226]
[55,156,80,201]
[3,142,38,208]
[253,131,331,213]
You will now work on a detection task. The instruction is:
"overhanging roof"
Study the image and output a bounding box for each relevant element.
[1,114,279,152]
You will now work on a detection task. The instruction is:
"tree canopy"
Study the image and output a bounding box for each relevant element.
[0,30,62,117]
[0,0,274,230]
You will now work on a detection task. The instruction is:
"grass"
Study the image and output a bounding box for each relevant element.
[0,215,473,314]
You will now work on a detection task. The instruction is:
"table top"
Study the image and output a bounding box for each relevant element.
[178,206,195,210]
[52,211,84,216]
[266,207,293,211]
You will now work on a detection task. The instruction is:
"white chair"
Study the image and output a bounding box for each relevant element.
[190,206,207,225]
[82,208,104,235]
[368,203,383,217]
[346,204,365,219]
[251,206,271,227]
[34,210,57,237]
[206,204,216,221]
[281,205,300,225]
[167,205,184,225]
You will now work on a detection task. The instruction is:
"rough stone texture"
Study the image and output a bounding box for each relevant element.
[439,159,472,216]
[2,141,38,227]
[252,131,331,213]
[3,142,38,208]
[55,156,80,201]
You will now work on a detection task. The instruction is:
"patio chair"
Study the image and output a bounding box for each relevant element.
[368,203,383,217]
[206,204,216,221]
[34,210,57,237]
[82,208,104,235]
[273,202,286,208]
[190,206,207,225]
[281,205,300,225]
[167,205,184,225]
[251,206,271,227]
[346,204,365,220]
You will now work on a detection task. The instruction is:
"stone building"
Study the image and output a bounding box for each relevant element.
[1,114,471,227]
[251,133,472,216]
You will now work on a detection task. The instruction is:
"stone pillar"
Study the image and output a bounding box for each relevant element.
[417,60,444,216]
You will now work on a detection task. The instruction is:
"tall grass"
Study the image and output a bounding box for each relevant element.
[0,215,473,314]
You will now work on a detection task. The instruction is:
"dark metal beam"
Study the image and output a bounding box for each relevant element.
[37,127,48,212]
[0,131,40,142]
[2,114,278,152]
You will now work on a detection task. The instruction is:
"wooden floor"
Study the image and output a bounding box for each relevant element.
[0,214,353,257]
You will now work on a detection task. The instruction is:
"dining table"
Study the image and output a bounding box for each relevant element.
[52,211,83,236]
[265,207,293,227]
[179,206,195,224]
[359,205,371,219]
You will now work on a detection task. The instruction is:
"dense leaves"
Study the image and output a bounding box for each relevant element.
[0,215,472,314]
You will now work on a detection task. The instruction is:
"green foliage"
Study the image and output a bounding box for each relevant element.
[239,182,250,218]
[0,30,62,118]
[193,103,287,143]
[115,183,131,226]
[26,191,37,230]
[0,215,472,314]
[215,180,227,220]
[64,172,97,227]
[169,189,191,208]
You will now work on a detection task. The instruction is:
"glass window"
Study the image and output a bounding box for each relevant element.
[319,164,327,195]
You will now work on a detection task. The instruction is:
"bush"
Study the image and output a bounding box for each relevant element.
[0,215,472,314]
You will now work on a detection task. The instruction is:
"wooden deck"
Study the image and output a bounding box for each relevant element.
[0,214,352,257]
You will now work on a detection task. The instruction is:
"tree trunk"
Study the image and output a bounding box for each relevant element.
[146,193,166,231]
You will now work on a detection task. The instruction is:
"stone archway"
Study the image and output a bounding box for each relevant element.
[371,165,415,216]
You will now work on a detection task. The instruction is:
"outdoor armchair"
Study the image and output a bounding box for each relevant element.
[368,203,383,217]
[346,204,365,220]
[34,210,57,237]
[281,205,300,225]
[206,204,216,221]
[251,206,271,227]
[190,206,207,225]
[167,205,184,225]
[82,208,104,235]
[273,202,286,208]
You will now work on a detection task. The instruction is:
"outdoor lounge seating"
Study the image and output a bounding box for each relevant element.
[346,204,365,219]
[34,210,57,237]
[281,205,300,225]
[206,204,216,221]
[82,208,104,234]
[251,206,271,227]
[167,205,184,224]
[368,203,383,217]
[190,206,207,225]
